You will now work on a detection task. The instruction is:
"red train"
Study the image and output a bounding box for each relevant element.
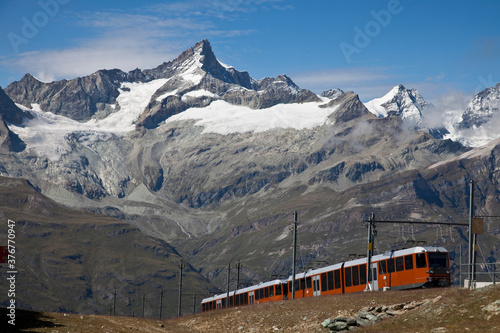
[201,246,451,312]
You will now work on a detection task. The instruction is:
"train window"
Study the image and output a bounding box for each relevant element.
[294,279,300,291]
[352,266,359,286]
[379,260,387,274]
[269,286,274,297]
[373,267,377,280]
[321,273,328,292]
[345,267,352,287]
[428,253,448,268]
[306,277,312,289]
[416,253,427,268]
[264,287,269,298]
[255,289,260,300]
[288,281,292,293]
[334,270,341,289]
[260,288,264,300]
[396,257,404,272]
[360,264,366,284]
[222,299,226,308]
[230,297,233,307]
[387,258,395,273]
[405,255,414,270]
[276,284,282,296]
[300,278,306,290]
[283,283,288,295]
[327,271,334,290]
[244,293,248,305]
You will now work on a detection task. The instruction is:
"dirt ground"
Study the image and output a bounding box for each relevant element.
[4,285,500,333]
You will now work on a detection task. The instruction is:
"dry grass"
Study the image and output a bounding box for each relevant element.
[6,285,500,333]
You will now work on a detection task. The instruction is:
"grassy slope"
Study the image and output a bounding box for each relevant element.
[0,176,213,318]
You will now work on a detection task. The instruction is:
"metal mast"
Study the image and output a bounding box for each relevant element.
[291,210,298,299]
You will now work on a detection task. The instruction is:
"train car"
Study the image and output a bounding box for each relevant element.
[287,263,344,299]
[372,246,451,290]
[201,246,451,312]
[201,279,287,312]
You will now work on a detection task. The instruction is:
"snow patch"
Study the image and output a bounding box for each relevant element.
[156,89,178,101]
[181,90,218,101]
[164,100,339,134]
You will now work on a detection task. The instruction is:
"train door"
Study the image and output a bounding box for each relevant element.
[249,291,255,305]
[313,275,321,296]
[371,263,379,291]
[216,299,222,309]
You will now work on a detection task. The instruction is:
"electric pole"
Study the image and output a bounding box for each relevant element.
[365,213,375,291]
[141,294,145,318]
[178,259,185,317]
[113,288,117,316]
[291,210,298,300]
[235,260,242,289]
[468,180,474,289]
[226,262,231,308]
[159,289,164,320]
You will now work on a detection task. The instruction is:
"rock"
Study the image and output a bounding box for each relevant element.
[333,316,349,322]
[355,317,371,327]
[483,299,500,314]
[321,319,332,328]
[389,303,405,310]
[403,303,417,310]
[377,313,391,320]
[430,328,448,333]
[432,296,443,303]
[345,318,357,326]
[365,313,378,322]
[328,321,349,331]
[356,310,370,319]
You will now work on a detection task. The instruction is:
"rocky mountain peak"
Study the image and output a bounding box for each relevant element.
[364,84,426,124]
[320,91,374,123]
[458,82,500,129]
[321,88,344,100]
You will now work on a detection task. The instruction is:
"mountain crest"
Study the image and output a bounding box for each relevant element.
[364,84,426,124]
[458,82,500,129]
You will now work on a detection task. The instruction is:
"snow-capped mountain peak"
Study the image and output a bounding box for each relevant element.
[364,84,427,124]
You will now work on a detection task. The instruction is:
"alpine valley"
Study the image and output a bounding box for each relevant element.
[1,40,500,317]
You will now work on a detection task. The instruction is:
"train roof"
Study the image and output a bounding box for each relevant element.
[201,279,285,303]
[372,246,448,261]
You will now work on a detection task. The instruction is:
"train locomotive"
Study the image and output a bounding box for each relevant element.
[201,246,451,312]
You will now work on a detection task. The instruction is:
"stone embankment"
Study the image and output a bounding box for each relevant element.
[321,295,442,331]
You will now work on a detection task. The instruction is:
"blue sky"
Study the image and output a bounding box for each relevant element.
[0,0,499,102]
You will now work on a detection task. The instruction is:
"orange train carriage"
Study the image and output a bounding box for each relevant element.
[201,246,451,312]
